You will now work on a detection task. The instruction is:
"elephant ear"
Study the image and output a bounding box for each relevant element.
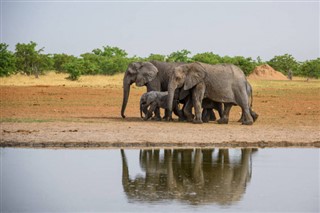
[128,62,141,74]
[140,62,159,82]
[184,63,206,90]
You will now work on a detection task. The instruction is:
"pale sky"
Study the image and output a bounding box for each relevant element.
[1,1,319,61]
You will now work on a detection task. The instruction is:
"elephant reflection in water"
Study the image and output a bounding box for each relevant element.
[121,149,256,205]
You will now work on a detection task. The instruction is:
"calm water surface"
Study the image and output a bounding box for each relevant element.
[0,148,319,212]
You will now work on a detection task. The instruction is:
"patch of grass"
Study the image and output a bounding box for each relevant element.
[0,71,125,88]
[0,118,55,123]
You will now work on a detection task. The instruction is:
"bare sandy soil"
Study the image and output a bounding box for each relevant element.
[1,74,319,148]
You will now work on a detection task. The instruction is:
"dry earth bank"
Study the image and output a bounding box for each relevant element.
[1,73,319,148]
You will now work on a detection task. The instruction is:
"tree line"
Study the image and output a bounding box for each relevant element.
[1,41,319,80]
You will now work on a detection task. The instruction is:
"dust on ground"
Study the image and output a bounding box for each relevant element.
[1,73,320,148]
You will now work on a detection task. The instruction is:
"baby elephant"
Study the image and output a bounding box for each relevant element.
[140,91,183,121]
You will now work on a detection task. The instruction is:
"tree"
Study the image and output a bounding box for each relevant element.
[53,54,76,73]
[267,54,299,75]
[299,58,320,79]
[0,43,16,77]
[80,53,101,75]
[223,56,256,76]
[63,58,84,81]
[15,41,52,77]
[167,49,192,62]
[192,52,222,64]
[93,45,128,58]
[147,54,166,62]
[81,45,132,75]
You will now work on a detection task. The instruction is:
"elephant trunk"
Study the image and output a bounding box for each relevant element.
[121,75,131,118]
[167,82,177,118]
[121,149,130,192]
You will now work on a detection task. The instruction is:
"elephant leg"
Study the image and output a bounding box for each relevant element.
[173,102,185,121]
[240,105,253,125]
[151,107,161,120]
[202,108,209,123]
[238,107,258,123]
[146,103,160,121]
[184,97,194,122]
[238,109,245,123]
[218,103,233,124]
[153,105,162,121]
[208,109,217,121]
[250,108,259,122]
[163,109,169,119]
[192,83,205,124]
[216,102,224,118]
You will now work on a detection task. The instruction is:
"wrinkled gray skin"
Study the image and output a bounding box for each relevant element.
[238,81,259,123]
[202,99,223,122]
[121,61,187,119]
[167,62,258,125]
[140,91,183,121]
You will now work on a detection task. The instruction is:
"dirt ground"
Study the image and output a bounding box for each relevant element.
[1,73,320,148]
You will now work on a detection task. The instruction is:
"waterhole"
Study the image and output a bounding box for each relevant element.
[0,148,319,212]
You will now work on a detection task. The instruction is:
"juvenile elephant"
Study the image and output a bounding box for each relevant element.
[202,99,223,122]
[140,91,183,121]
[167,62,258,125]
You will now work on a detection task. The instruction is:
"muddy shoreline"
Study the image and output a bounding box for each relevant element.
[1,121,319,149]
[1,141,320,149]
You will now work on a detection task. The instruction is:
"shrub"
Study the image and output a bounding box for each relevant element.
[0,43,16,77]
[63,59,83,81]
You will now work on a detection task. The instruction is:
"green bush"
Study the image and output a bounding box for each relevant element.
[299,58,320,79]
[167,49,192,62]
[222,56,256,76]
[0,43,16,77]
[267,54,299,75]
[14,41,53,77]
[192,52,222,65]
[63,59,83,81]
[147,54,166,62]
[53,54,76,73]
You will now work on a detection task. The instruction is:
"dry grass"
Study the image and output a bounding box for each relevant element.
[1,72,318,90]
[0,72,130,88]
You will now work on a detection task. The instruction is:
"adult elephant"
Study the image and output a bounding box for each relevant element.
[167,62,258,125]
[121,60,186,118]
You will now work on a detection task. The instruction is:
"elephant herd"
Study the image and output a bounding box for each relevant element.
[121,61,258,125]
[121,148,255,205]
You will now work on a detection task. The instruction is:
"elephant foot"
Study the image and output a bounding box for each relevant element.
[237,117,244,123]
[217,118,229,124]
[251,112,259,122]
[185,114,194,122]
[209,114,216,121]
[202,116,210,123]
[202,119,209,123]
[242,120,253,125]
[151,116,161,121]
[165,116,174,122]
[178,117,186,122]
[193,119,203,124]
